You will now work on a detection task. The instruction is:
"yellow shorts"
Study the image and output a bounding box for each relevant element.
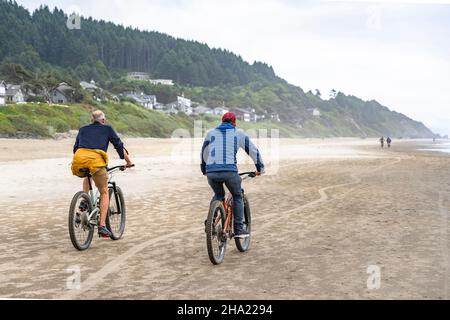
[71,148,109,178]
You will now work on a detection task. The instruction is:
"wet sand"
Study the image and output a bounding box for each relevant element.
[1,137,450,299]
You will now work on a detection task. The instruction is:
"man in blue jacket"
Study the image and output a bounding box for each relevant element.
[201,112,264,238]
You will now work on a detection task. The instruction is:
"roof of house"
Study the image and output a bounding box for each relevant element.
[53,83,74,96]
[125,92,155,98]
[194,106,213,113]
[80,81,99,90]
[5,84,23,96]
[234,107,253,114]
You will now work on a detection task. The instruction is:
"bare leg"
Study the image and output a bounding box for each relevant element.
[98,188,109,227]
[83,177,89,193]
[92,171,109,227]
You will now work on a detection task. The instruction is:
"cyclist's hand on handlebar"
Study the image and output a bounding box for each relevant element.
[125,161,134,169]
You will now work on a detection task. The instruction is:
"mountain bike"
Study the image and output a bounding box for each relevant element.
[205,172,257,265]
[68,165,134,251]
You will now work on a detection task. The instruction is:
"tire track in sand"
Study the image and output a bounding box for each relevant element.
[58,156,405,299]
[150,156,407,296]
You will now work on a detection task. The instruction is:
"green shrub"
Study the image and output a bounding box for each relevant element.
[6,114,50,137]
[47,117,71,133]
[27,96,47,103]
[0,114,17,135]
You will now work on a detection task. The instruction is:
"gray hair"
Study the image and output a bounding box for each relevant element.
[92,110,105,123]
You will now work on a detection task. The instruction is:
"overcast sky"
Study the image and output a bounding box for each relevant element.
[16,0,450,135]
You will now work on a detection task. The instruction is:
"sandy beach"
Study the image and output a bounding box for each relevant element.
[1,137,450,299]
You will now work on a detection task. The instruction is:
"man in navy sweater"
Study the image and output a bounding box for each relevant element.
[201,112,264,238]
[73,110,133,237]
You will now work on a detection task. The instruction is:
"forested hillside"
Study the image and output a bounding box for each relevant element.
[0,0,436,138]
[0,0,277,87]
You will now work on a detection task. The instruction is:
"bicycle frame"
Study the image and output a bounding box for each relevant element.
[84,166,124,225]
[222,194,234,236]
[217,172,255,237]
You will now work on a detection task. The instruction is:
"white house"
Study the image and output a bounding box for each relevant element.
[0,81,5,106]
[127,72,174,86]
[213,107,229,116]
[149,79,174,86]
[127,72,150,81]
[193,106,213,116]
[5,84,25,103]
[177,96,191,108]
[313,108,321,117]
[124,92,157,110]
[165,96,193,114]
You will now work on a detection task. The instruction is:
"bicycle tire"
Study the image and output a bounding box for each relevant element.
[106,186,126,240]
[69,191,94,251]
[206,200,227,265]
[235,194,252,252]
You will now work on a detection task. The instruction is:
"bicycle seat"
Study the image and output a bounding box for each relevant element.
[79,168,91,177]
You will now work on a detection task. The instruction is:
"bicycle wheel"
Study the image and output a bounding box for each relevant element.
[69,191,94,251]
[235,194,252,252]
[106,186,126,240]
[206,200,227,265]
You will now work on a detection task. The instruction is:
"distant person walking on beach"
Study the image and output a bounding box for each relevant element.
[380,136,385,148]
[387,137,392,148]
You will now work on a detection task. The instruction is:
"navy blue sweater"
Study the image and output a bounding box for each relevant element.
[73,122,125,159]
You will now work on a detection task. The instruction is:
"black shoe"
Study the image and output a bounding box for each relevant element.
[234,229,250,238]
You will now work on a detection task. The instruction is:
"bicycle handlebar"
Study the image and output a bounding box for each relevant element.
[239,172,258,178]
[107,164,135,172]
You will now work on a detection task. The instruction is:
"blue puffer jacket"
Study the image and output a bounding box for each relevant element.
[200,122,264,174]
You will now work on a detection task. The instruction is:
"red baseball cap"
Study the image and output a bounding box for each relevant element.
[222,112,237,126]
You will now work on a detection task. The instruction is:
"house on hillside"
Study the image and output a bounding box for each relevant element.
[5,84,25,103]
[234,108,253,122]
[308,108,321,117]
[127,72,151,81]
[124,92,157,110]
[149,79,174,86]
[313,108,321,117]
[193,106,213,116]
[80,80,102,93]
[81,80,105,101]
[0,81,5,106]
[166,96,193,114]
[164,102,179,114]
[50,83,74,104]
[153,102,164,111]
[270,113,281,122]
[252,113,266,122]
[213,107,229,116]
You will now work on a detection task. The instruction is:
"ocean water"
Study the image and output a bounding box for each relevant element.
[420,141,450,154]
